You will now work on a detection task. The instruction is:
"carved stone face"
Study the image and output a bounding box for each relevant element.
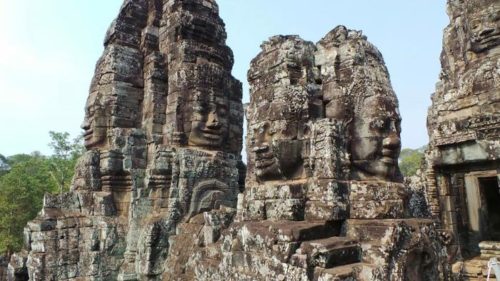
[351,95,401,181]
[81,93,108,149]
[188,97,229,148]
[252,121,303,181]
[468,3,500,53]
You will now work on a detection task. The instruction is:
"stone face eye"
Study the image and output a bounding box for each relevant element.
[369,119,386,130]
[471,20,481,31]
[86,104,98,118]
[218,106,228,117]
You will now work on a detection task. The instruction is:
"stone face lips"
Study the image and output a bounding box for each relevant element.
[9,0,243,280]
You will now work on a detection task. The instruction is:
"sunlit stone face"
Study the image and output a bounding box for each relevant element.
[188,96,229,149]
[468,3,500,53]
[81,93,108,149]
[351,95,402,181]
[251,121,303,182]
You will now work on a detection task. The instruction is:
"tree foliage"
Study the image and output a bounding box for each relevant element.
[0,155,57,255]
[399,146,426,177]
[47,131,85,193]
[0,132,84,255]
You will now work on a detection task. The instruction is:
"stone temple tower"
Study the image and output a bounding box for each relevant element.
[154,26,449,281]
[424,0,500,279]
[8,0,244,280]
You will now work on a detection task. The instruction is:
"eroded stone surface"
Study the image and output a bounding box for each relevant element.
[162,27,446,281]
[426,0,500,169]
[7,1,459,280]
[426,0,499,163]
[9,0,243,280]
[423,0,499,278]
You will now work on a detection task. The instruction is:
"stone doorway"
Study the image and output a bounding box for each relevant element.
[479,176,500,240]
[464,171,500,251]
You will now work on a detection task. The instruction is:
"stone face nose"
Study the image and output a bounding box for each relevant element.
[383,132,400,150]
[383,120,400,149]
[81,119,90,130]
[206,110,220,129]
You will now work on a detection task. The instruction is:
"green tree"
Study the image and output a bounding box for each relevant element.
[0,152,43,176]
[6,154,33,166]
[0,132,84,255]
[47,131,85,193]
[0,155,58,255]
[399,146,426,177]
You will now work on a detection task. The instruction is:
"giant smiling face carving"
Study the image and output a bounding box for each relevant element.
[81,93,109,149]
[350,94,402,181]
[188,96,229,149]
[251,121,303,182]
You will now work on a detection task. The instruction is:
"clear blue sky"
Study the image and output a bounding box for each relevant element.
[0,0,448,156]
